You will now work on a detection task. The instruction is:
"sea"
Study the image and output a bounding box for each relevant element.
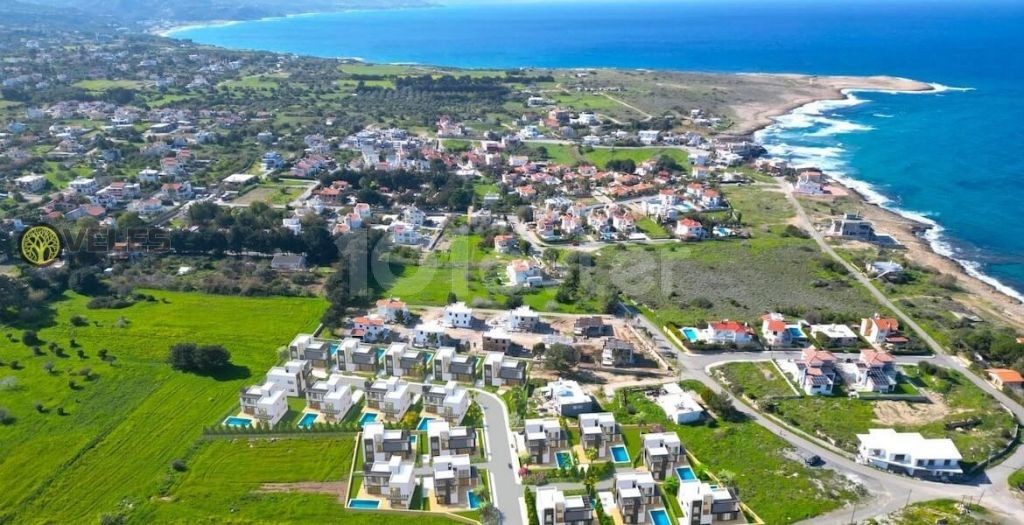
[168,0,1024,301]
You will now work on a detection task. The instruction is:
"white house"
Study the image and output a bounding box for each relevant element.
[366,377,415,421]
[860,314,901,345]
[384,342,423,378]
[795,347,838,395]
[655,383,704,424]
[413,319,447,347]
[390,222,421,245]
[483,352,528,387]
[365,456,417,509]
[362,422,414,463]
[432,346,478,383]
[701,320,756,346]
[352,315,388,342]
[676,218,706,240]
[523,418,567,464]
[810,323,860,348]
[376,298,409,323]
[443,302,473,328]
[238,381,288,426]
[431,454,478,505]
[856,428,962,479]
[427,420,478,458]
[265,360,312,397]
[403,205,426,228]
[676,480,744,525]
[614,472,658,524]
[507,259,543,287]
[68,177,98,195]
[579,412,620,458]
[423,380,470,424]
[535,486,596,524]
[305,374,355,421]
[508,305,540,332]
[14,174,46,193]
[544,379,593,416]
[642,432,684,480]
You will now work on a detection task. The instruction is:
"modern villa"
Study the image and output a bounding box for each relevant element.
[856,428,963,479]
[362,422,414,463]
[535,486,596,524]
[578,412,621,459]
[366,377,415,421]
[433,346,478,382]
[523,418,567,464]
[287,333,337,369]
[427,420,478,458]
[423,381,470,424]
[364,456,417,509]
[614,472,658,524]
[304,374,354,421]
[431,454,478,506]
[642,432,684,480]
[483,352,528,387]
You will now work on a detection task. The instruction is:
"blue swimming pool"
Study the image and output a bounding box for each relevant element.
[467,490,480,509]
[786,327,804,339]
[375,348,386,361]
[682,327,699,343]
[649,508,670,525]
[298,412,318,429]
[348,499,380,509]
[555,451,573,469]
[611,445,630,463]
[359,412,378,426]
[224,416,252,427]
[416,417,435,431]
[676,466,697,482]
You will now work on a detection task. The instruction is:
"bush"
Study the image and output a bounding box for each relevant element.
[171,459,187,472]
[22,330,40,347]
[167,343,232,374]
[0,407,13,425]
[70,315,89,327]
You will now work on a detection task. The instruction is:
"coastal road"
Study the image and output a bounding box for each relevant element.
[335,375,525,524]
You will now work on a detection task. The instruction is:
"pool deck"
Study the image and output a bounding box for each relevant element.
[352,484,395,510]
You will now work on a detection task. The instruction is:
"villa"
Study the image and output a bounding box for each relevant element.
[841,349,898,393]
[364,456,417,509]
[481,328,513,353]
[366,377,415,421]
[696,320,756,347]
[826,212,875,241]
[642,432,684,480]
[427,420,478,457]
[363,423,414,463]
[352,315,388,342]
[601,338,634,367]
[655,383,705,424]
[443,302,474,328]
[376,298,408,323]
[795,347,838,395]
[238,381,288,426]
[287,333,337,369]
[760,313,805,348]
[574,316,611,338]
[431,454,479,506]
[384,343,424,378]
[265,359,313,397]
[523,418,567,464]
[676,218,706,240]
[677,479,746,525]
[305,374,354,421]
[338,338,379,373]
[535,486,596,525]
[856,428,963,479]
[413,320,448,347]
[483,352,528,387]
[578,412,621,459]
[614,472,658,524]
[423,381,470,425]
[494,234,517,254]
[986,368,1024,392]
[508,305,540,332]
[507,259,543,287]
[433,347,478,382]
[543,379,593,416]
[809,323,860,348]
[860,314,905,346]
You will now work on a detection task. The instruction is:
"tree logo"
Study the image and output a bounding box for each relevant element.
[19,224,64,267]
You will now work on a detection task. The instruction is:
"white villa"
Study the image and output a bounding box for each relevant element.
[265,360,312,397]
[507,259,543,287]
[365,456,417,509]
[579,412,620,459]
[238,381,288,426]
[431,454,478,506]
[413,320,448,347]
[542,379,593,416]
[856,428,962,479]
[366,377,415,421]
[535,486,596,525]
[614,472,658,524]
[443,302,474,328]
[424,380,471,424]
[656,383,704,424]
[508,305,540,332]
[642,432,684,481]
[810,324,860,347]
[676,479,745,525]
[305,374,355,421]
[427,420,478,458]
[523,418,567,464]
[483,352,528,387]
[376,298,408,323]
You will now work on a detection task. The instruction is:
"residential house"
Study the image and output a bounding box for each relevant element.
[160,181,193,201]
[265,360,313,397]
[545,379,593,416]
[376,298,409,323]
[795,170,825,195]
[305,374,354,421]
[431,455,478,505]
[238,381,288,426]
[390,222,421,245]
[579,412,620,459]
[860,314,903,346]
[701,321,756,347]
[574,316,611,338]
[508,305,540,332]
[271,253,307,272]
[13,174,46,193]
[867,260,905,279]
[287,333,337,369]
[413,320,448,347]
[483,352,528,387]
[68,177,98,195]
[523,418,567,464]
[614,472,658,524]
[656,383,705,424]
[535,486,596,525]
[427,420,477,457]
[760,313,796,348]
[362,422,414,463]
[482,328,512,353]
[444,302,473,328]
[826,213,875,241]
[847,349,898,393]
[507,259,543,287]
[795,347,838,395]
[677,480,746,525]
[494,234,517,254]
[352,315,388,342]
[602,338,634,367]
[986,368,1024,393]
[338,338,379,373]
[262,151,284,170]
[433,346,477,383]
[366,377,415,421]
[856,428,962,479]
[423,381,470,424]
[676,218,706,240]
[810,324,860,348]
[384,342,424,378]
[642,432,684,481]
[364,456,417,509]
[403,205,426,228]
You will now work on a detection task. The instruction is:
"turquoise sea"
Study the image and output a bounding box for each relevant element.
[169,0,1024,300]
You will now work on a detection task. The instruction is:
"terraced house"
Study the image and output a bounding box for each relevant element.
[427,420,478,457]
[536,486,596,525]
[524,418,567,464]
[579,412,621,459]
[614,472,658,524]
[431,454,478,505]
[434,346,478,382]
[642,432,684,480]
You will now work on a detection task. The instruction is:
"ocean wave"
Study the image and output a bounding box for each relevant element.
[873,113,894,118]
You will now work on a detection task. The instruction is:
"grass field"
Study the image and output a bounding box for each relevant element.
[717,362,796,400]
[635,217,671,239]
[770,365,1015,464]
[581,147,689,169]
[608,384,863,523]
[882,499,994,525]
[0,290,327,523]
[235,183,310,206]
[73,79,144,91]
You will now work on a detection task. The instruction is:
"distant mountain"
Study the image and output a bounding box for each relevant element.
[11,0,431,24]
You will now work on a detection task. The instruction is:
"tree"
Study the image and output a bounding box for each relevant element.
[542,248,559,263]
[531,342,546,357]
[167,343,232,374]
[22,331,40,347]
[42,361,55,374]
[505,294,524,310]
[663,474,680,496]
[479,502,501,525]
[68,267,106,296]
[545,344,580,371]
[446,292,458,305]
[0,407,13,425]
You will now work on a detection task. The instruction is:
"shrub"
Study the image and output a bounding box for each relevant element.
[0,407,13,425]
[168,343,233,374]
[21,331,40,347]
[70,315,89,327]
[171,459,187,472]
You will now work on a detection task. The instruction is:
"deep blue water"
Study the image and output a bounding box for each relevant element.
[170,0,1024,299]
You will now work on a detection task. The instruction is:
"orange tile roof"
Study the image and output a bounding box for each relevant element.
[987,368,1024,384]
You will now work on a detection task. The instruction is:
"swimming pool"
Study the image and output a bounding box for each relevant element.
[224,416,252,427]
[610,445,630,463]
[298,413,318,429]
[682,327,699,343]
[467,490,480,509]
[649,508,670,525]
[348,499,381,509]
[416,417,435,431]
[786,327,804,339]
[676,466,697,482]
[358,412,378,426]
[555,451,573,469]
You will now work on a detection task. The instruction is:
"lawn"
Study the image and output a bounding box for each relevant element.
[635,217,671,239]
[581,147,689,170]
[607,385,863,524]
[0,290,327,524]
[235,183,310,206]
[770,365,1016,465]
[881,499,994,525]
[717,362,796,400]
[73,79,144,91]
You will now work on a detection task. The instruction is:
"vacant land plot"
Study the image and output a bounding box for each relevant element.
[0,290,326,523]
[73,79,144,91]
[882,499,995,525]
[608,384,863,523]
[717,362,795,400]
[235,183,310,206]
[771,365,1015,465]
[582,147,689,169]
